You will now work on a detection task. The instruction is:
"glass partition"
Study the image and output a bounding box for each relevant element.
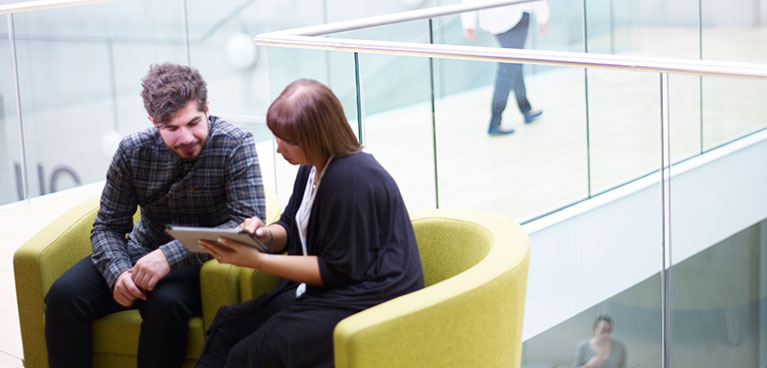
[3,0,187,203]
[668,219,767,367]
[701,76,767,150]
[700,0,767,149]
[185,0,326,127]
[359,51,437,212]
[587,69,660,195]
[434,61,589,221]
[0,15,21,205]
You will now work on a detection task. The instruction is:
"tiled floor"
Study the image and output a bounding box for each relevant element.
[1,24,766,367]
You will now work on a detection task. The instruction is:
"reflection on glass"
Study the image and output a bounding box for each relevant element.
[669,219,767,367]
[523,273,663,368]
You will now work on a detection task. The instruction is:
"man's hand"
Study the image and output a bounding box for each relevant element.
[131,249,171,292]
[540,23,549,34]
[114,270,146,307]
[464,28,476,41]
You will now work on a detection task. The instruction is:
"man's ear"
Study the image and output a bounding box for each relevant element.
[205,100,210,114]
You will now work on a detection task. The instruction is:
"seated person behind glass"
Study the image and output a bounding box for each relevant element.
[572,315,627,368]
[195,78,425,368]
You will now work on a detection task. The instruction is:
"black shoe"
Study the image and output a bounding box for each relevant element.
[488,127,515,136]
[524,109,543,124]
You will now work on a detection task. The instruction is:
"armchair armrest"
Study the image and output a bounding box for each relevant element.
[199,262,282,331]
[13,195,101,368]
[238,268,281,302]
[200,260,241,331]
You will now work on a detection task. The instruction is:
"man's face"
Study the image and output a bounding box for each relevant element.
[152,101,210,160]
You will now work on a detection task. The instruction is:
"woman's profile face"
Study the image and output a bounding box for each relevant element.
[275,136,310,166]
[594,320,612,337]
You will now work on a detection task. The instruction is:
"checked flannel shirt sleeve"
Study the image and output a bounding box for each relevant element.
[158,130,266,269]
[91,145,140,289]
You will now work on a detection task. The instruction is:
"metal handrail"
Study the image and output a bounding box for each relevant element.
[255,0,767,80]
[0,0,112,15]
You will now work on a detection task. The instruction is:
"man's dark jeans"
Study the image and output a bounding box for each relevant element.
[44,256,201,368]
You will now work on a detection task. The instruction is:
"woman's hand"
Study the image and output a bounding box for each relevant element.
[237,216,273,247]
[199,237,262,269]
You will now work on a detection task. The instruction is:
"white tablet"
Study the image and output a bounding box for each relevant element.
[165,225,269,253]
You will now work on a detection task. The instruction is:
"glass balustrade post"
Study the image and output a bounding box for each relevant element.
[698,0,704,155]
[582,0,592,198]
[659,71,672,368]
[428,18,439,209]
[182,0,191,65]
[760,220,767,368]
[353,52,365,145]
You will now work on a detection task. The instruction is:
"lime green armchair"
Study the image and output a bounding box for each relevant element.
[13,189,281,368]
[333,210,530,368]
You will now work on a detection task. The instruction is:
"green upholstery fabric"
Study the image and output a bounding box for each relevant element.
[14,189,281,367]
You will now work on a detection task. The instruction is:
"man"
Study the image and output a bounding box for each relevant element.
[461,0,549,136]
[44,63,265,367]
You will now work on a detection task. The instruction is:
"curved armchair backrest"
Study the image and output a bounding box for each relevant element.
[413,215,493,287]
[334,209,530,368]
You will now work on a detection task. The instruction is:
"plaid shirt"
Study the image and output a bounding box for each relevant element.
[91,116,265,288]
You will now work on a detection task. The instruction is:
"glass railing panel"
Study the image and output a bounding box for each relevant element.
[443,2,584,96]
[433,60,588,221]
[587,69,661,195]
[668,74,703,163]
[8,0,187,200]
[668,218,767,367]
[356,51,437,213]
[0,15,23,205]
[700,0,767,149]
[700,76,767,150]
[603,0,700,59]
[521,166,664,366]
[185,0,326,128]
[523,273,664,368]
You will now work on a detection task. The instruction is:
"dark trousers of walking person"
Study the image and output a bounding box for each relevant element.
[44,256,202,368]
[489,12,532,130]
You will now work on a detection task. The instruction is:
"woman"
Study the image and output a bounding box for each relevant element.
[195,79,425,367]
[572,315,627,368]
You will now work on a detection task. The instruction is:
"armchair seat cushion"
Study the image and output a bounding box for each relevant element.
[92,311,205,359]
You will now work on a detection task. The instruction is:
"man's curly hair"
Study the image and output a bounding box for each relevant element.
[140,63,208,125]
